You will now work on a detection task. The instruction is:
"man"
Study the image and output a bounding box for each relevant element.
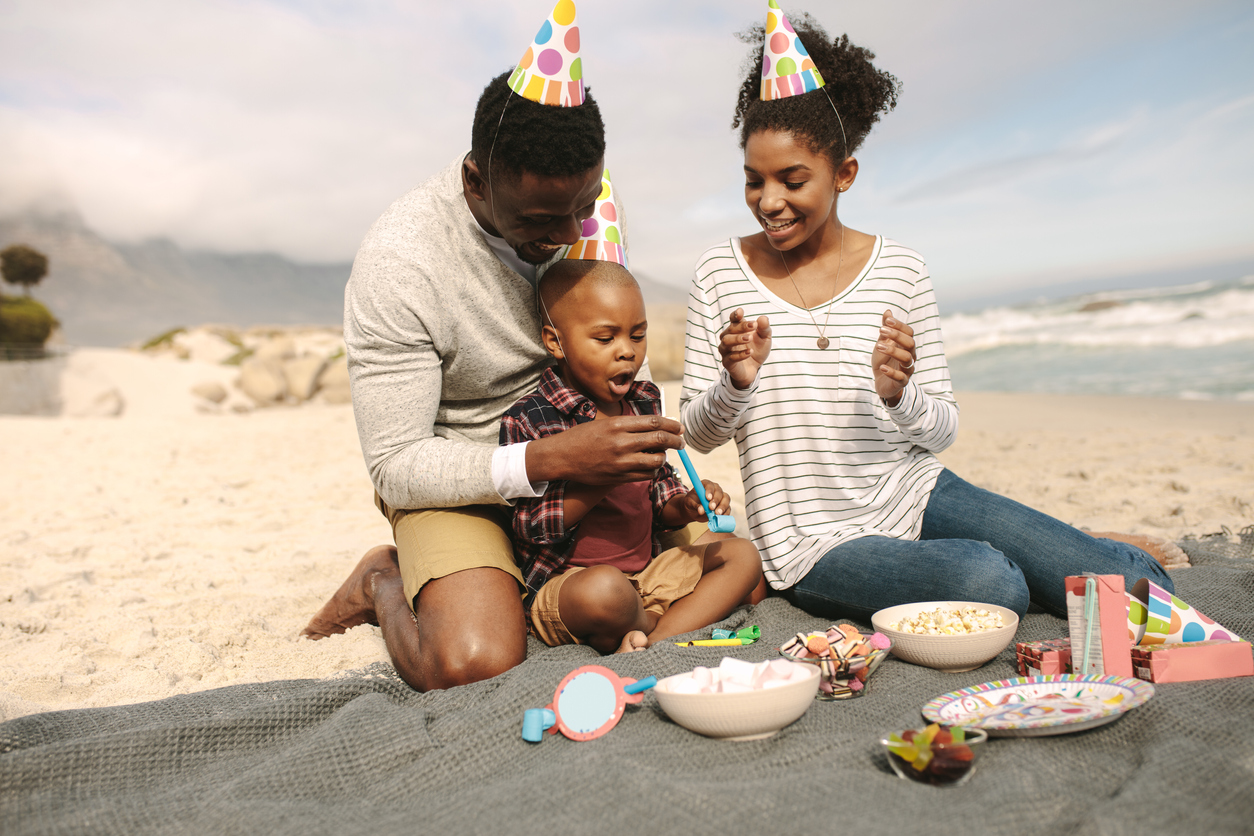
[302,69,687,692]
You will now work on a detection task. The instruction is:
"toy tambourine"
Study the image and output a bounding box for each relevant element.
[521,665,657,743]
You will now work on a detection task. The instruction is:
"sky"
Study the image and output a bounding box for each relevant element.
[2,0,1252,308]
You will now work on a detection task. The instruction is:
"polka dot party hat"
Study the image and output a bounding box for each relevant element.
[563,168,626,266]
[760,0,825,101]
[508,0,585,107]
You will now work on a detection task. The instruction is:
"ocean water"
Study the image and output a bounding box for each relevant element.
[939,275,1254,401]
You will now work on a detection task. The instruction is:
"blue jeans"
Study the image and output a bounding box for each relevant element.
[784,469,1174,620]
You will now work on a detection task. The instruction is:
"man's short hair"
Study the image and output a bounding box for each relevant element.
[471,71,606,180]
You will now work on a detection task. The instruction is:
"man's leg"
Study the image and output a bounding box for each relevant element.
[303,503,527,692]
[920,469,1176,617]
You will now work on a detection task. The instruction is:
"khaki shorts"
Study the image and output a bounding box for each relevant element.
[529,538,709,647]
[376,494,524,612]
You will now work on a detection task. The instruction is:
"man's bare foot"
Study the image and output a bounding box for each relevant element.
[301,545,399,639]
[1087,531,1191,570]
[614,630,649,654]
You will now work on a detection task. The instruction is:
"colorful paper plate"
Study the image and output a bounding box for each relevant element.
[922,674,1155,737]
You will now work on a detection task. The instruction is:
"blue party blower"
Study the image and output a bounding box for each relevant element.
[676,449,737,534]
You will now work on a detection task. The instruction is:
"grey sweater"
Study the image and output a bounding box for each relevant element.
[345,156,553,510]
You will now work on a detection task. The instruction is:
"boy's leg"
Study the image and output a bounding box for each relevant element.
[647,538,762,643]
[920,469,1175,617]
[548,565,654,654]
[302,501,527,691]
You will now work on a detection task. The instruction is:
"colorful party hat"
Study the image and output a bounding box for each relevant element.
[1127,579,1241,645]
[508,0,585,107]
[760,1,825,101]
[563,168,625,266]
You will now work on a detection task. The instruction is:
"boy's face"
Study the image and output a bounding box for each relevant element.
[545,280,647,414]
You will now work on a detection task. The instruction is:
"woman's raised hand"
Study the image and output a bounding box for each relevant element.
[718,307,772,390]
[872,309,916,406]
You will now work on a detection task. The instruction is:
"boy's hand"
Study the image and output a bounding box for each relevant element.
[680,479,731,523]
[719,308,771,390]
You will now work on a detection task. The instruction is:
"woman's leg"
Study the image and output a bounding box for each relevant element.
[920,469,1175,617]
[784,535,1030,623]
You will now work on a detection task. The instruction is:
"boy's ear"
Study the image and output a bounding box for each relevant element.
[541,324,564,360]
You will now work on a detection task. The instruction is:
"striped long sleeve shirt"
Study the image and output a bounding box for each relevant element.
[678,237,959,590]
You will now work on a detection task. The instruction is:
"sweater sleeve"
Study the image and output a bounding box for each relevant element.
[883,260,959,452]
[345,248,501,511]
[678,250,758,454]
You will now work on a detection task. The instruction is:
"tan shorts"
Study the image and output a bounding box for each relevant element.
[529,538,709,647]
[375,494,524,612]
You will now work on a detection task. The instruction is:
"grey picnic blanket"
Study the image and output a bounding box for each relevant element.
[3,531,1253,836]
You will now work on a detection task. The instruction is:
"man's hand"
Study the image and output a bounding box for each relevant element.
[719,308,771,390]
[525,414,684,485]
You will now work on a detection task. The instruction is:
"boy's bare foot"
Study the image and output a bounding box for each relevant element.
[301,545,399,639]
[614,630,649,654]
[1087,531,1191,570]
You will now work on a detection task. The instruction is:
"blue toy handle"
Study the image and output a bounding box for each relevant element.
[676,449,713,517]
[624,676,657,695]
[522,708,556,743]
[675,449,737,534]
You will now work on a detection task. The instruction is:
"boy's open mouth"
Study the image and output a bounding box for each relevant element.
[608,370,635,397]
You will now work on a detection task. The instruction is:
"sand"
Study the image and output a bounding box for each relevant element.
[2,351,1252,722]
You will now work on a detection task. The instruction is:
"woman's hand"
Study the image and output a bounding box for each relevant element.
[871,309,916,406]
[719,308,771,390]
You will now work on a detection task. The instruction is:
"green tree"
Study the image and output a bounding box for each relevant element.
[0,244,49,296]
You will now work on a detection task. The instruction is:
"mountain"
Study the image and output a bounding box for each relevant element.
[0,209,351,347]
[0,208,690,348]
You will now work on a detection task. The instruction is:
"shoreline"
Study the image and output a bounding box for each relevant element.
[1,359,1251,723]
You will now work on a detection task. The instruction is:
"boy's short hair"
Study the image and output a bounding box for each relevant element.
[539,260,639,329]
[471,71,607,181]
[732,15,901,167]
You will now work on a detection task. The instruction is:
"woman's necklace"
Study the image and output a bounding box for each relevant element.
[779,222,844,350]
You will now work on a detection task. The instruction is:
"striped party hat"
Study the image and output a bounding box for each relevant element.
[508,0,585,107]
[563,168,625,266]
[760,1,825,101]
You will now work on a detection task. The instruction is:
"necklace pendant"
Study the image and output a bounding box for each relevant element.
[817,337,830,350]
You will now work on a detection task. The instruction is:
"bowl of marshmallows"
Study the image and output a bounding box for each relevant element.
[653,657,819,741]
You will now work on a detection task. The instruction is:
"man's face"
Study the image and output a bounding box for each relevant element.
[465,159,604,265]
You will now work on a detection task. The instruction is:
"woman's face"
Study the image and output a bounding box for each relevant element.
[743,130,843,252]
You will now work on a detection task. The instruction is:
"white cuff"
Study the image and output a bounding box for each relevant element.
[492,442,548,502]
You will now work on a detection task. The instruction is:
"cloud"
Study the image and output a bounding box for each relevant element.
[0,0,1250,301]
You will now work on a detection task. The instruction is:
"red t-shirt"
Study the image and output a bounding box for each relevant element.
[568,480,653,574]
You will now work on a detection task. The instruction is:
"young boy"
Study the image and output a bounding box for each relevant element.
[500,256,763,654]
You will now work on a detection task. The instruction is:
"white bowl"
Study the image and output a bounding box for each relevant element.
[871,601,1020,673]
[653,663,820,741]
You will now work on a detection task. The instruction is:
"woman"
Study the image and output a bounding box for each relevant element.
[678,10,1174,620]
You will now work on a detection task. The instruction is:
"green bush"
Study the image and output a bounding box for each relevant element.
[0,295,58,346]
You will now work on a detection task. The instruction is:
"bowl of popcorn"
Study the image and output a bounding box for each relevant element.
[653,657,819,740]
[870,601,1019,672]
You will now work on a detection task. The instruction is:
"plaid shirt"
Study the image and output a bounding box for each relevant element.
[499,368,687,604]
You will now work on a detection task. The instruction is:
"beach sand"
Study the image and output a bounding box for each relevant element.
[2,351,1252,722]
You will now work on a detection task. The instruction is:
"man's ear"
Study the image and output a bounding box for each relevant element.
[541,324,564,360]
[463,157,488,202]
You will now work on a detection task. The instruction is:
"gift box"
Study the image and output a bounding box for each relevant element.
[1065,574,1133,678]
[1016,638,1073,677]
[1130,640,1254,684]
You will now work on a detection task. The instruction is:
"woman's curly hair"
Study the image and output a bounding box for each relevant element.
[732,13,901,168]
